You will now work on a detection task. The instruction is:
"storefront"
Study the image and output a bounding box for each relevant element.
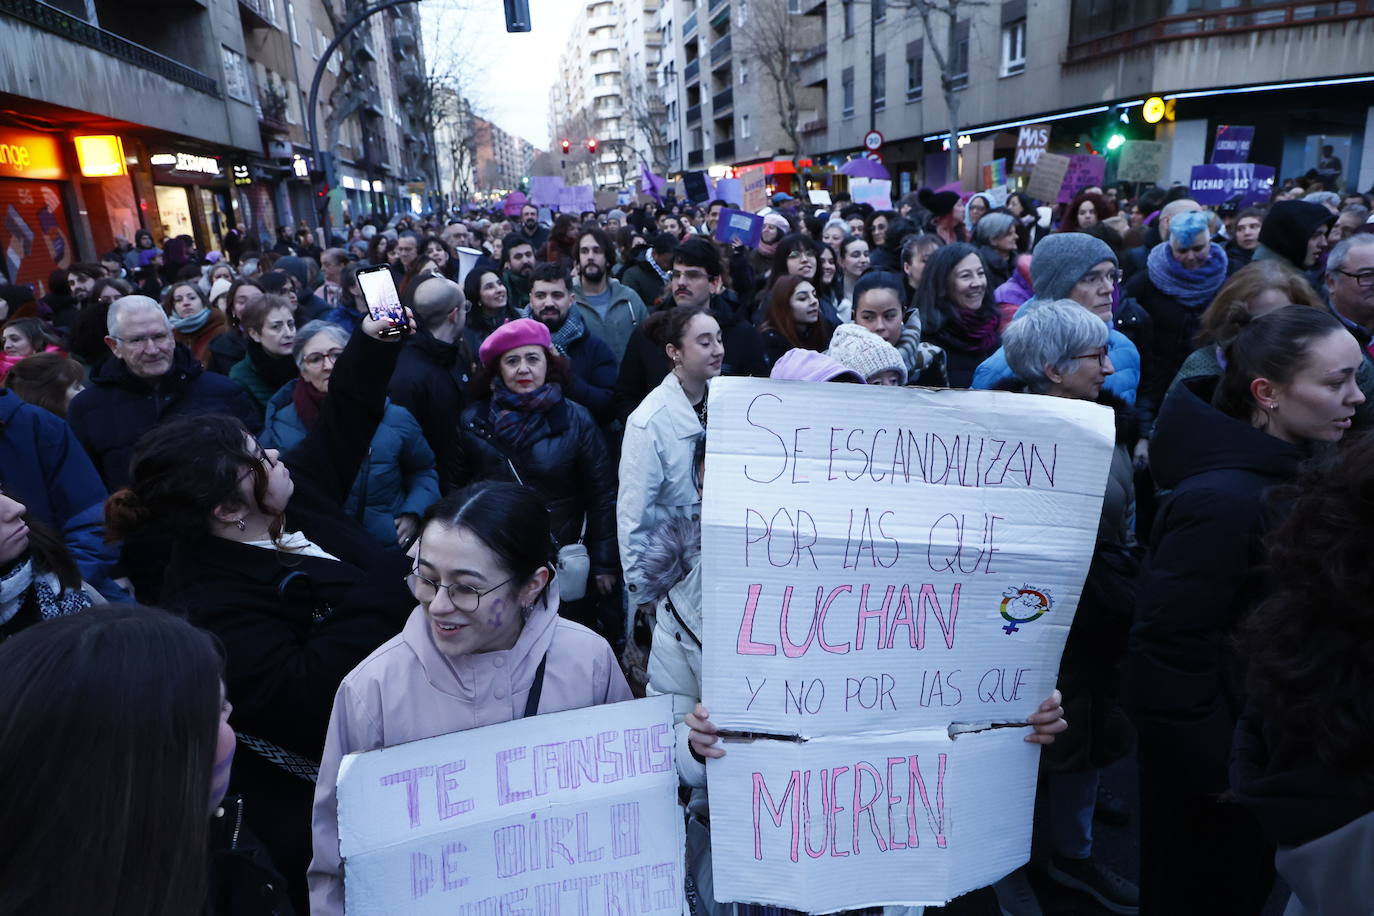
[0,125,77,293]
[147,148,237,253]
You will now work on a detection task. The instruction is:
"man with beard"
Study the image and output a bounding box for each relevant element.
[501,234,538,310]
[514,203,550,252]
[531,262,618,425]
[50,263,103,336]
[571,227,647,361]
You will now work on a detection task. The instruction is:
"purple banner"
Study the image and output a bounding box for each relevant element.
[713,208,764,248]
[1188,164,1275,206]
[1057,154,1106,204]
[1212,125,1255,164]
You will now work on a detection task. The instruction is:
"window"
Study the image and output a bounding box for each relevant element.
[841,66,855,118]
[1000,19,1026,75]
[905,40,923,101]
[950,20,970,89]
[742,113,751,139]
[737,0,748,25]
[874,0,887,21]
[222,46,250,103]
[843,0,854,37]
[872,53,886,110]
[285,0,299,44]
[739,62,749,84]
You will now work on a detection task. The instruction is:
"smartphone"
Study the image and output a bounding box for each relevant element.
[356,263,408,337]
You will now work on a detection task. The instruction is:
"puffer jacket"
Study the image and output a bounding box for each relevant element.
[456,396,617,573]
[260,380,439,548]
[307,580,632,916]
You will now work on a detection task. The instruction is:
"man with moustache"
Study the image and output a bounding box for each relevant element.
[531,262,618,426]
[514,203,549,252]
[501,234,539,311]
[571,226,647,361]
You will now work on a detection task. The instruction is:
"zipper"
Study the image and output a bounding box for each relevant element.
[231,795,245,850]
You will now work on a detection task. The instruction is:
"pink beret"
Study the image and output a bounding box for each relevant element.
[478,317,553,368]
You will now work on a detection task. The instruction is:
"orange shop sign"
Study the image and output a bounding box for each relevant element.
[0,130,65,180]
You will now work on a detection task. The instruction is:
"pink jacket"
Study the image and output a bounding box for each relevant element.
[307,583,632,915]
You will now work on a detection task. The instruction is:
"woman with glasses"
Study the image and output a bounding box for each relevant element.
[104,308,418,909]
[260,321,438,549]
[761,233,840,327]
[307,482,632,916]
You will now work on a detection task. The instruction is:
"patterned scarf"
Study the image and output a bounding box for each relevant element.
[931,305,1002,355]
[0,557,92,628]
[548,307,586,355]
[489,380,563,450]
[1146,241,1228,310]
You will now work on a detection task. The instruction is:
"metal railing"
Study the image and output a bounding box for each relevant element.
[683,9,697,37]
[712,87,733,111]
[688,148,704,166]
[710,32,731,64]
[686,103,702,123]
[685,58,700,82]
[0,0,220,96]
[714,139,735,161]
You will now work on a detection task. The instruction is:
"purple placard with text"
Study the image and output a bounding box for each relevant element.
[1189,164,1275,206]
[713,208,764,248]
[1212,125,1255,164]
[1057,155,1106,204]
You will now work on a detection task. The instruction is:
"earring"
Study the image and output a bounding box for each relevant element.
[234,519,246,531]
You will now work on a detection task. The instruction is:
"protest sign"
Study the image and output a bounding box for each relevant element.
[701,378,1115,909]
[558,184,596,214]
[683,171,713,205]
[981,159,1007,190]
[1057,154,1105,204]
[595,189,620,212]
[1188,163,1275,206]
[809,189,833,206]
[741,166,768,212]
[849,177,893,209]
[337,696,682,916]
[715,177,744,208]
[527,176,564,207]
[714,208,765,248]
[1116,141,1167,183]
[1024,152,1070,203]
[1012,125,1051,175]
[1212,125,1254,164]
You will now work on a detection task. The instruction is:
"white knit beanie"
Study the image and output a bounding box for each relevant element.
[827,323,907,384]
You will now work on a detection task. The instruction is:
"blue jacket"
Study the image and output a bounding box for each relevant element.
[260,380,439,547]
[971,300,1141,404]
[0,389,125,599]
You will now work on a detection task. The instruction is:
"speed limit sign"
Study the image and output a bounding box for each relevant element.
[863,129,884,151]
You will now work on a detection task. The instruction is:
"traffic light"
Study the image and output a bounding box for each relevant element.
[586,138,598,155]
[504,0,531,32]
[561,138,571,155]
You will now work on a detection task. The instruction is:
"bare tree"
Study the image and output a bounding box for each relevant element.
[900,0,989,181]
[735,0,809,166]
[622,68,671,177]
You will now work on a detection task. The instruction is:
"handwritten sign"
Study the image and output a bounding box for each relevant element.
[1012,125,1051,175]
[1057,155,1105,204]
[1188,163,1276,206]
[337,697,682,916]
[1116,141,1167,184]
[701,378,1114,909]
[714,208,764,248]
[849,177,893,210]
[1024,152,1070,204]
[741,167,768,212]
[528,176,565,207]
[1212,125,1254,164]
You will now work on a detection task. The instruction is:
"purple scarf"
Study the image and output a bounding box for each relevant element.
[933,305,1002,355]
[489,380,562,450]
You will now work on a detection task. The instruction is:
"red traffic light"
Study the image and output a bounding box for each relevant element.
[586,138,598,154]
[560,138,571,154]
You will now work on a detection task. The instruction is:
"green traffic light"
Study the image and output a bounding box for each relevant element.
[1106,133,1125,151]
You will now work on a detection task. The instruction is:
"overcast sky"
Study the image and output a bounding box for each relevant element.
[420,0,580,151]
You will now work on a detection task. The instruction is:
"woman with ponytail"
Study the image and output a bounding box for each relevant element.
[104,306,419,910]
[1126,305,1366,913]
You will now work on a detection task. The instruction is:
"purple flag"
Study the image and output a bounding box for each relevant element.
[640,165,666,203]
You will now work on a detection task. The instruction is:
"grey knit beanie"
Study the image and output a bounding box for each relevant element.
[827,323,907,384]
[1029,233,1119,301]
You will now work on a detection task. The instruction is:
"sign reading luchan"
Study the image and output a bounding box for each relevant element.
[0,129,66,180]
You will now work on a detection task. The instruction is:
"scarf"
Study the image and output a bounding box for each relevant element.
[548,307,586,355]
[931,305,1002,355]
[0,557,92,628]
[1146,241,1228,310]
[168,306,212,334]
[246,338,300,393]
[292,378,328,430]
[489,380,562,450]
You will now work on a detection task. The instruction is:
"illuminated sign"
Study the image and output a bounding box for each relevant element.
[1142,97,1176,124]
[371,179,384,193]
[151,151,223,177]
[292,155,310,179]
[341,175,356,189]
[232,163,252,186]
[0,130,65,180]
[73,135,127,177]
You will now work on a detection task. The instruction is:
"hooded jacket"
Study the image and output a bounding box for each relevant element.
[388,327,479,493]
[1253,200,1335,279]
[307,581,632,916]
[1125,376,1306,795]
[68,344,261,490]
[572,278,648,361]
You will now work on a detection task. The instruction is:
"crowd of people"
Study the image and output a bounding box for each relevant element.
[1,169,1373,916]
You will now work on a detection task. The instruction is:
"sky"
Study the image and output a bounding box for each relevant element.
[420,0,580,151]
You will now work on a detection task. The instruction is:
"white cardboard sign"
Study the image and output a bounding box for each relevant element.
[848,177,893,210]
[701,379,1114,910]
[337,696,683,915]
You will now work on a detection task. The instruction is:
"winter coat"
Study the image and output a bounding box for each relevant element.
[971,300,1142,405]
[1125,376,1306,796]
[172,308,229,366]
[387,327,479,493]
[1225,240,1256,276]
[0,390,122,600]
[158,332,415,901]
[260,381,439,548]
[553,323,619,425]
[209,794,297,916]
[456,396,618,572]
[994,269,1034,330]
[207,329,247,376]
[1124,266,1215,432]
[613,292,767,422]
[618,371,704,604]
[572,279,648,361]
[307,582,632,916]
[68,344,261,490]
[1231,713,1374,916]
[1253,200,1335,286]
[229,352,295,414]
[620,257,671,310]
[979,245,1015,292]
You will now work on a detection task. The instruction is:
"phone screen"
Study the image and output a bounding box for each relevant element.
[357,266,406,327]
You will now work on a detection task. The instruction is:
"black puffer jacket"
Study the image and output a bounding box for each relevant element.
[1125,375,1306,795]
[456,396,618,573]
[388,327,479,493]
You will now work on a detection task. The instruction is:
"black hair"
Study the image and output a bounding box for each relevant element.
[0,604,222,915]
[463,265,504,308]
[530,261,572,289]
[852,271,908,313]
[501,232,534,266]
[649,231,679,256]
[1213,305,1347,422]
[420,483,556,587]
[641,303,714,351]
[769,233,823,285]
[915,242,997,337]
[673,237,723,279]
[258,270,292,296]
[578,225,617,270]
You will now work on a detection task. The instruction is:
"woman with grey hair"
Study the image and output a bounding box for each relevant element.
[974,211,1019,290]
[260,320,438,548]
[1002,298,1142,914]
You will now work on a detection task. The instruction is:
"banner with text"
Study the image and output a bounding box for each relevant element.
[1012,125,1051,175]
[1211,125,1255,164]
[528,176,565,207]
[337,697,682,916]
[1116,141,1167,184]
[1188,163,1275,206]
[701,379,1114,910]
[741,167,768,212]
[1024,152,1069,204]
[1057,155,1106,204]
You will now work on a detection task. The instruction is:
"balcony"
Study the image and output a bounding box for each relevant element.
[712,87,733,112]
[1065,0,1374,63]
[237,0,276,29]
[710,33,731,66]
[801,117,828,134]
[798,43,827,86]
[0,0,220,95]
[686,103,701,124]
[709,0,729,15]
[796,0,826,12]
[685,57,699,83]
[710,0,731,28]
[714,139,735,161]
[688,148,704,166]
[683,9,697,37]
